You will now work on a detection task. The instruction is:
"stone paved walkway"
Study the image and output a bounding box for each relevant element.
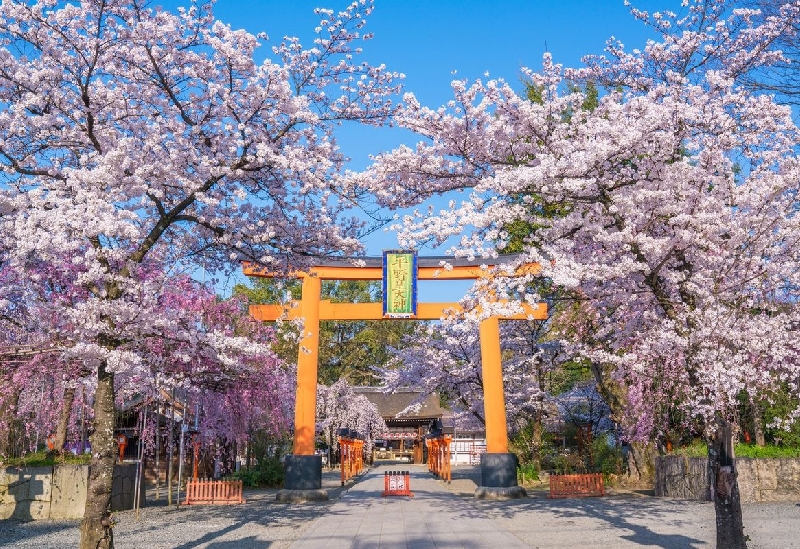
[291,464,529,549]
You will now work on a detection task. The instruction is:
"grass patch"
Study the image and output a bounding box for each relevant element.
[2,451,92,468]
[736,444,800,458]
[671,442,800,459]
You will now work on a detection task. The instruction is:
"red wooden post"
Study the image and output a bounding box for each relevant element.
[116,433,128,463]
[192,436,201,480]
[339,436,346,486]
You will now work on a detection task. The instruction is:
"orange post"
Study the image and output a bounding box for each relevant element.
[443,435,452,482]
[294,276,321,456]
[339,437,346,486]
[340,436,362,485]
[479,317,509,453]
[345,439,352,481]
[425,439,431,472]
[427,435,452,482]
[192,437,201,480]
[116,433,128,463]
[355,439,364,473]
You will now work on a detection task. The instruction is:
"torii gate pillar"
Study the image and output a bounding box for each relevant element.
[476,316,526,499]
[279,275,327,498]
[245,256,544,501]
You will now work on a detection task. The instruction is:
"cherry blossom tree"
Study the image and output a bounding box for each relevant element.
[352,3,800,546]
[1,268,294,470]
[381,319,486,427]
[130,280,295,479]
[381,318,567,454]
[316,378,387,460]
[0,262,85,459]
[0,0,400,546]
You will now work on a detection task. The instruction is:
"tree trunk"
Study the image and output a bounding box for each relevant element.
[751,401,765,447]
[52,386,76,456]
[80,387,88,457]
[167,392,176,505]
[708,417,747,549]
[245,427,252,470]
[531,414,543,470]
[79,362,116,549]
[154,410,161,501]
[625,441,657,487]
[0,380,20,457]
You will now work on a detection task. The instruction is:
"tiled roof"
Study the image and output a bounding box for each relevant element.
[354,387,449,419]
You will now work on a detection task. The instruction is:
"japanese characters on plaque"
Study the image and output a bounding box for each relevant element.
[382,250,417,318]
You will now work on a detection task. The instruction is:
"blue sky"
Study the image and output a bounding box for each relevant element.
[187,0,678,296]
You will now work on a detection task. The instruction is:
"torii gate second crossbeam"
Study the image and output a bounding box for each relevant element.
[244,255,547,500]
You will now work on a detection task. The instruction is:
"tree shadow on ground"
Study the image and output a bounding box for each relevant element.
[475,494,711,548]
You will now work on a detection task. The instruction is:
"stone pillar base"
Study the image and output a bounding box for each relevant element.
[474,485,527,500]
[276,489,329,502]
[284,454,322,490]
[477,452,526,499]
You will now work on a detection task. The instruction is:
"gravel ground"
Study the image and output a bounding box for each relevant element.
[0,472,348,549]
[1,467,799,549]
[451,466,800,549]
[480,495,800,548]
[0,488,332,549]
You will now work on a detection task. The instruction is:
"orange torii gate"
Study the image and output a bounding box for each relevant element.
[244,254,546,500]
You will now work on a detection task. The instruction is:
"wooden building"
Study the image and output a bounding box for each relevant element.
[355,388,451,464]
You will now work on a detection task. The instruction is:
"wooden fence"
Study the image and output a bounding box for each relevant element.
[548,473,605,498]
[185,479,245,505]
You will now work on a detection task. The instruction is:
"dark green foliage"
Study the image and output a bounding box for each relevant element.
[234,277,422,386]
[229,440,288,488]
[591,437,624,475]
[510,419,542,466]
[735,385,800,449]
[516,460,539,483]
[317,280,419,385]
[547,449,585,475]
[230,454,285,488]
[736,444,800,458]
[532,431,623,475]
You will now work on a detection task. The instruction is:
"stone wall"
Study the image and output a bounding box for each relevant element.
[50,464,88,519]
[0,466,52,520]
[655,456,800,503]
[1,462,143,520]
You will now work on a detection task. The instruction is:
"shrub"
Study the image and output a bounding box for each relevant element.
[517,461,539,483]
[591,437,624,475]
[230,453,285,487]
[548,449,586,474]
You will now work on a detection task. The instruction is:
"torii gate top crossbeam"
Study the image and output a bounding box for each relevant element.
[242,254,540,281]
[245,254,546,321]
